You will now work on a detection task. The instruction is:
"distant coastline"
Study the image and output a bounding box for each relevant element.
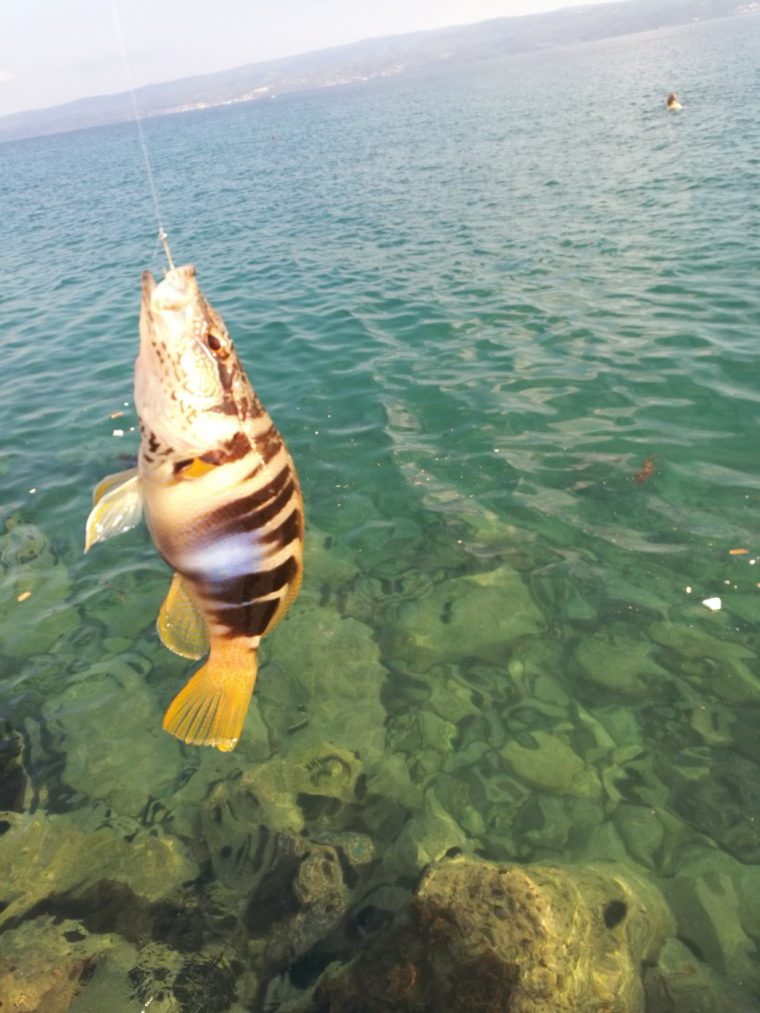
[1,0,758,144]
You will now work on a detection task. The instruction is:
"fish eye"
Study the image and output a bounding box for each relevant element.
[206,333,229,359]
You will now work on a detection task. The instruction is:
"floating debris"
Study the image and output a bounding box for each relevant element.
[633,455,657,484]
[702,596,722,611]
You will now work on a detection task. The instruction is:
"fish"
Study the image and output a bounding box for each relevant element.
[633,455,657,485]
[85,265,304,752]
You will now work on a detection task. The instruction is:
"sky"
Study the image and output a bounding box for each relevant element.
[0,0,619,118]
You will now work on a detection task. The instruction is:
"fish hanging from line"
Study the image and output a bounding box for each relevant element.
[85,265,304,752]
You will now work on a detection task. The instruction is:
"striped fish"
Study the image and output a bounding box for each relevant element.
[85,265,304,751]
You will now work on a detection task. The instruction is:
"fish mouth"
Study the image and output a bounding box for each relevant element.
[142,265,198,314]
[141,270,156,306]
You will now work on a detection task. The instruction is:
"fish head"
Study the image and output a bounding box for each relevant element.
[135,265,249,463]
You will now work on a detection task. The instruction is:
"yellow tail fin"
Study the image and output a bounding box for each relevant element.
[162,640,257,752]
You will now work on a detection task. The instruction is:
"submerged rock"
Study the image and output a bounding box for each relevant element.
[573,628,669,698]
[0,513,50,568]
[500,730,586,795]
[663,860,760,995]
[644,936,760,1013]
[81,563,167,644]
[302,527,360,598]
[294,855,675,1012]
[259,604,388,758]
[613,803,666,871]
[0,724,31,812]
[244,840,350,969]
[0,513,78,658]
[0,916,101,1013]
[390,790,471,870]
[201,740,364,889]
[66,932,244,1013]
[667,752,760,864]
[649,620,760,703]
[0,809,198,931]
[393,564,545,672]
[40,653,184,818]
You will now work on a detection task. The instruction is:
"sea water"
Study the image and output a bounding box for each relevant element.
[2,13,760,1010]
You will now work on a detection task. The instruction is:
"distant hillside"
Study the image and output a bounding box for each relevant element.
[1,0,756,143]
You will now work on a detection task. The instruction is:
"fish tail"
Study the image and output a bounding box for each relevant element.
[162,639,257,752]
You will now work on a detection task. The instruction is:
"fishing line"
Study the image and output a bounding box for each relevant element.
[109,0,175,270]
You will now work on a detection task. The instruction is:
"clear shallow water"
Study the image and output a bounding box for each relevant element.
[2,14,760,1010]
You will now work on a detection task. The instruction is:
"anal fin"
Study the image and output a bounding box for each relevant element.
[163,640,257,752]
[157,573,210,660]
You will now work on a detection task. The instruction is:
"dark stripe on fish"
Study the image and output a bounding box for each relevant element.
[215,597,280,638]
[261,508,302,548]
[243,460,265,482]
[201,464,291,530]
[255,425,282,464]
[222,431,252,462]
[234,479,296,533]
[204,554,299,609]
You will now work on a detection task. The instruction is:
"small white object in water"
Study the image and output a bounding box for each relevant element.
[112,428,125,437]
[685,586,692,593]
[701,596,722,611]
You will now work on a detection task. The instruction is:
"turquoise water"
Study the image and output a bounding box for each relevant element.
[2,14,760,1010]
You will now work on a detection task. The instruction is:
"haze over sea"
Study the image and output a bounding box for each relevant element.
[2,13,760,1010]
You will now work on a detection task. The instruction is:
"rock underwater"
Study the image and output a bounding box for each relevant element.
[291,854,677,1012]
[0,513,78,657]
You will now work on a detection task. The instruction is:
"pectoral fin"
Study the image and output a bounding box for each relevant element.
[157,572,210,660]
[84,469,143,552]
[91,467,139,506]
